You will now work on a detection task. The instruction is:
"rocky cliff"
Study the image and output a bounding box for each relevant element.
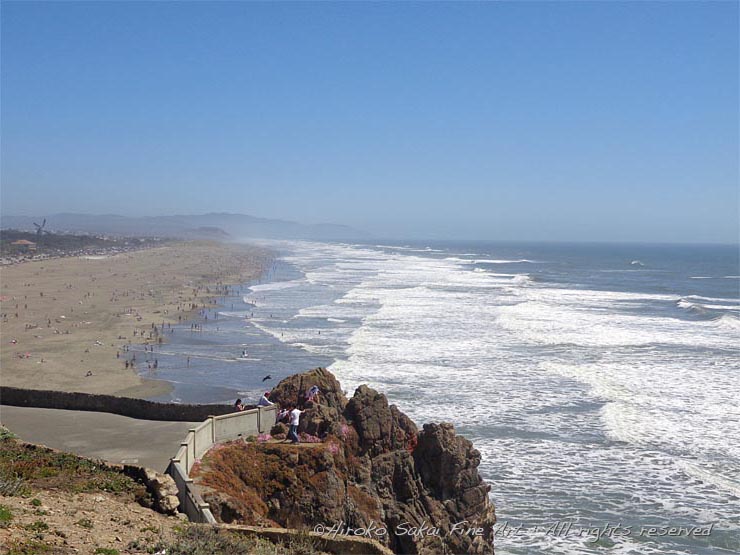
[194,368,496,554]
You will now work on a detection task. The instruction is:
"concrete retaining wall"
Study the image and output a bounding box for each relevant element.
[0,386,239,422]
[167,405,277,524]
[213,410,259,442]
[166,406,390,554]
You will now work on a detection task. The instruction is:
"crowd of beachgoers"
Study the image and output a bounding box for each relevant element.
[0,240,271,399]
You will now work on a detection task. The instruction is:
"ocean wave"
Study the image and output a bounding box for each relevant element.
[676,299,707,314]
[675,298,740,314]
[676,460,740,498]
[266,239,740,555]
[474,258,540,264]
[218,310,251,318]
[256,241,740,554]
[374,244,444,253]
[495,290,737,348]
[704,304,740,311]
[599,269,650,273]
[249,278,305,292]
[714,313,740,330]
[685,294,740,304]
[510,274,533,286]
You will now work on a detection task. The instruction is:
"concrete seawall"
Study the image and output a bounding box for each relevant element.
[0,386,240,422]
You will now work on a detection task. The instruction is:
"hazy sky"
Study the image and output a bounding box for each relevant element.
[1,1,738,243]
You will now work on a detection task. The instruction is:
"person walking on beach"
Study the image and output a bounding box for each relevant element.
[288,406,303,443]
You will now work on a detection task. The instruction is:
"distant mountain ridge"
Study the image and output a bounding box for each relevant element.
[0,213,369,241]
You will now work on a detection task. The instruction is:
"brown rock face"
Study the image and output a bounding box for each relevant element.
[269,367,347,412]
[197,368,495,554]
[345,385,396,456]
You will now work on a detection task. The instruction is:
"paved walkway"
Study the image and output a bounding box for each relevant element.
[0,405,197,472]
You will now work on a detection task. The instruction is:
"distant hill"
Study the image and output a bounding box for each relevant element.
[0,213,369,241]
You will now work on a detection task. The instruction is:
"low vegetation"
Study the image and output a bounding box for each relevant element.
[0,436,147,500]
[0,434,330,554]
[151,525,328,555]
[0,503,13,527]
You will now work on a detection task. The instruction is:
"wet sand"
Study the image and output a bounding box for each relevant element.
[0,241,271,398]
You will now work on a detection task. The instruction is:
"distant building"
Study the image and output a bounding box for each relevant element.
[11,239,37,252]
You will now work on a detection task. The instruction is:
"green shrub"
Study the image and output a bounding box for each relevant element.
[140,525,159,533]
[0,504,13,527]
[24,520,49,533]
[75,518,94,529]
[6,539,52,554]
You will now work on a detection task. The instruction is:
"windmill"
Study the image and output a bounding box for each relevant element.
[33,218,50,236]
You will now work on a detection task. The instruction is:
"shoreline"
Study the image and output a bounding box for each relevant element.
[0,240,272,399]
[136,254,335,406]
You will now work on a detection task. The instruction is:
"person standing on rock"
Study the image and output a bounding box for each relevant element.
[288,405,303,443]
[305,384,320,403]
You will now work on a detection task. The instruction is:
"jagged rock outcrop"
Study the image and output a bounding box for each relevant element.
[197,368,495,554]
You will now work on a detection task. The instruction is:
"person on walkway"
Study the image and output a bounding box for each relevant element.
[257,391,274,407]
[288,406,303,443]
[234,398,245,412]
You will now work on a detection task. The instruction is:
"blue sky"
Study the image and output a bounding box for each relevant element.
[1,1,737,243]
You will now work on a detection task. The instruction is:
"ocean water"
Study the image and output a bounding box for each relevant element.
[149,240,739,554]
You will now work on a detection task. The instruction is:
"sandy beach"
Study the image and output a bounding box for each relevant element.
[0,241,270,398]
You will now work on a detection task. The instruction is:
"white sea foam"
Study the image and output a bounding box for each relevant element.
[685,294,740,304]
[249,278,305,292]
[715,313,740,330]
[510,274,532,286]
[218,310,250,318]
[703,303,739,310]
[244,239,740,555]
[676,460,740,498]
[474,258,539,264]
